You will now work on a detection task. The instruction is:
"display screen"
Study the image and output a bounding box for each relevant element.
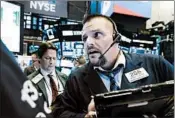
[75,43,84,49]
[29,45,39,54]
[1,1,23,53]
[62,31,73,36]
[54,42,62,59]
[60,59,74,68]
[62,41,85,57]
[42,27,58,41]
[63,51,74,57]
[62,30,82,36]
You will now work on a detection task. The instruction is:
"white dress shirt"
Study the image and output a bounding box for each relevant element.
[94,51,126,91]
[40,68,64,106]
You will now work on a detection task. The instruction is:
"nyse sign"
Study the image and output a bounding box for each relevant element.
[30,1,55,12]
[18,1,67,18]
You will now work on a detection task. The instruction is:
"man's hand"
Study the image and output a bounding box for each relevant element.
[85,97,97,118]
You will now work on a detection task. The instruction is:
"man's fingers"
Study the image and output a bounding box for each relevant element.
[88,97,95,111]
[87,111,97,118]
[88,111,96,115]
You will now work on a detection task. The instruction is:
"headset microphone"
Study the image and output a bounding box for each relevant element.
[98,34,121,60]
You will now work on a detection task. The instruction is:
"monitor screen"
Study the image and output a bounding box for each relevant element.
[60,59,74,68]
[42,27,58,41]
[29,45,39,54]
[62,51,74,57]
[54,42,62,59]
[62,31,73,36]
[47,29,55,39]
[74,43,84,49]
[62,41,85,57]
[1,1,23,54]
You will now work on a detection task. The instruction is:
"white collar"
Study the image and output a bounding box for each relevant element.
[40,68,56,77]
[94,50,126,71]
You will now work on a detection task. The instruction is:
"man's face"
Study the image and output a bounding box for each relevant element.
[82,17,118,66]
[31,54,39,67]
[31,54,38,63]
[40,49,57,73]
[73,60,79,67]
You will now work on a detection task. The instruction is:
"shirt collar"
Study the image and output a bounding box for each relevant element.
[94,50,126,72]
[40,68,56,77]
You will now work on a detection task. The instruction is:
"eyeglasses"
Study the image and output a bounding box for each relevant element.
[43,57,56,61]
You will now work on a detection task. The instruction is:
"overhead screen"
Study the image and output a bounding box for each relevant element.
[1,1,23,54]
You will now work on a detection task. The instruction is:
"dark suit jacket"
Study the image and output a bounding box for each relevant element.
[28,69,68,106]
[1,40,53,118]
[24,65,36,76]
[53,53,174,118]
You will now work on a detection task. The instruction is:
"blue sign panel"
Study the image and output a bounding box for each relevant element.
[90,1,101,14]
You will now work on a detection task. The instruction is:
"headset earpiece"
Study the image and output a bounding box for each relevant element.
[113,33,121,43]
[107,17,121,43]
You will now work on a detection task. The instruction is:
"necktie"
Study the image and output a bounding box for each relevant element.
[48,74,58,103]
[96,64,123,91]
[108,73,120,91]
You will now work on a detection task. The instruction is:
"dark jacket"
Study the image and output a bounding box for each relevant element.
[28,69,68,106]
[53,53,174,118]
[0,40,53,118]
[24,65,36,76]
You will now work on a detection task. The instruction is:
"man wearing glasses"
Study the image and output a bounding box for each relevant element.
[28,42,68,108]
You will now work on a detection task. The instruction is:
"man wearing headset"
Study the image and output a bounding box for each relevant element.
[53,14,174,118]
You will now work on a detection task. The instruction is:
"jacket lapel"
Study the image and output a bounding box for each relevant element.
[83,63,108,95]
[37,79,48,103]
[31,65,36,72]
[121,53,144,89]
[35,70,48,104]
[55,70,66,87]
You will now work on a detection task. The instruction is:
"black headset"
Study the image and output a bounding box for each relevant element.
[97,16,122,60]
[105,17,121,43]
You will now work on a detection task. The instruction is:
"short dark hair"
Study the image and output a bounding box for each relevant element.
[37,42,57,58]
[82,14,117,33]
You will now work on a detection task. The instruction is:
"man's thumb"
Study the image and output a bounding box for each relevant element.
[88,96,95,111]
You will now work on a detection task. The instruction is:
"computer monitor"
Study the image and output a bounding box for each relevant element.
[1,1,24,54]
[62,41,84,58]
[29,45,39,54]
[42,27,58,41]
[53,42,61,59]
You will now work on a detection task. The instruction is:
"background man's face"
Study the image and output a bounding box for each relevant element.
[31,54,38,63]
[82,17,118,66]
[31,54,39,67]
[40,49,57,73]
[73,60,79,67]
